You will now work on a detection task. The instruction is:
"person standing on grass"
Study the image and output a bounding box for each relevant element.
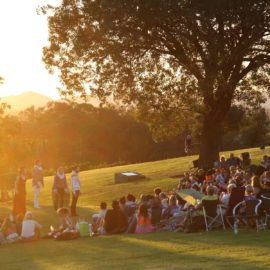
[32,160,44,209]
[70,167,81,217]
[13,167,28,217]
[53,167,69,210]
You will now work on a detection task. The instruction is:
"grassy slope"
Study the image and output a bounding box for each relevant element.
[1,147,270,270]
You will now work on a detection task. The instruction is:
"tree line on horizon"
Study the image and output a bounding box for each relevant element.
[0,101,269,176]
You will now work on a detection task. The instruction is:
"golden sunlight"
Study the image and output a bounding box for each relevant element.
[0,0,60,99]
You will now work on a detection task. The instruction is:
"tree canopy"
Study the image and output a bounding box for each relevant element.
[43,0,270,168]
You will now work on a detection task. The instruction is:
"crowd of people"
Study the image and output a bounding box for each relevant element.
[1,152,270,244]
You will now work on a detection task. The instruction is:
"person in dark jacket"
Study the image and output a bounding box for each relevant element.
[104,200,128,234]
[53,167,69,210]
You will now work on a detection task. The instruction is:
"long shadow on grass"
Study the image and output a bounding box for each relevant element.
[1,233,269,270]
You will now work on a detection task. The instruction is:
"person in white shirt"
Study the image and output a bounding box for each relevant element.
[220,184,236,215]
[70,167,81,217]
[32,160,44,209]
[92,202,107,234]
[21,211,42,241]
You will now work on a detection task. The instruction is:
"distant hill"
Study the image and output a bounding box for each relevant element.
[1,92,52,111]
[1,91,103,112]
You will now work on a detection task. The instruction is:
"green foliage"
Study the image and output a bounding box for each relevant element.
[42,0,270,167]
[222,106,270,149]
[0,101,267,175]
[0,102,187,171]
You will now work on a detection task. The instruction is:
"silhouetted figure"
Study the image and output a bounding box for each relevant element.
[185,135,192,155]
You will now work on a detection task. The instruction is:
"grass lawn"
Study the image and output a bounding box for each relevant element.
[1,147,270,269]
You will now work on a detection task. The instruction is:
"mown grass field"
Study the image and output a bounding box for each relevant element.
[1,147,270,270]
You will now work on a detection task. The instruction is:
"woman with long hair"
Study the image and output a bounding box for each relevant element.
[13,167,27,217]
[135,204,154,234]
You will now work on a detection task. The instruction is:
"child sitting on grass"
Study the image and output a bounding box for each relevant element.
[21,211,42,242]
[135,204,154,234]
[49,207,79,241]
[92,202,107,235]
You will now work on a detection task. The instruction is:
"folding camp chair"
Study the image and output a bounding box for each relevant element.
[261,194,270,228]
[225,187,245,228]
[232,199,263,232]
[202,200,226,231]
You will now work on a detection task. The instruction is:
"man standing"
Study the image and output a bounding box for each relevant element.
[32,160,44,209]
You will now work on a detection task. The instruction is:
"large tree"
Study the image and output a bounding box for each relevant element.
[43,0,270,168]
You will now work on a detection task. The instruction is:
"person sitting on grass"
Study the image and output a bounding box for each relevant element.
[92,202,107,226]
[125,194,137,220]
[139,194,148,206]
[261,155,270,170]
[200,185,219,204]
[161,197,170,219]
[195,169,205,185]
[214,168,226,190]
[219,156,227,169]
[92,202,107,235]
[260,171,270,195]
[150,196,162,226]
[119,196,127,216]
[237,185,257,227]
[154,187,162,198]
[57,207,74,231]
[220,184,236,215]
[0,216,19,244]
[104,200,128,234]
[169,195,180,216]
[126,194,136,207]
[243,172,252,186]
[135,204,154,234]
[48,207,79,240]
[226,153,241,168]
[220,184,236,207]
[178,173,190,190]
[251,176,261,197]
[21,211,42,242]
[244,185,256,201]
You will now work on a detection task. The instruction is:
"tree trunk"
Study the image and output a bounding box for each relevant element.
[198,114,223,169]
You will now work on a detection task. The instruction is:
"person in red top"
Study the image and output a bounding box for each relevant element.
[135,204,154,234]
[53,167,69,210]
[13,167,28,217]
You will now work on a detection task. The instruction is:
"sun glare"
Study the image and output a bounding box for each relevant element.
[0,0,61,99]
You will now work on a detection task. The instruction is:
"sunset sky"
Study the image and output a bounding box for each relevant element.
[0,0,61,99]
